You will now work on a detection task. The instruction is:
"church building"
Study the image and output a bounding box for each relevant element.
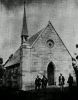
[4,2,76,91]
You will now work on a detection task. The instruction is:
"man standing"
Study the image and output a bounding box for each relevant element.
[67,74,73,89]
[59,73,65,91]
[35,75,41,90]
[41,75,48,89]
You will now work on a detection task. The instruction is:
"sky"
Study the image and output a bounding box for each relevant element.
[0,0,78,63]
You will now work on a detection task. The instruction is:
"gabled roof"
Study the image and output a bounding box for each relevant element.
[28,21,72,58]
[28,28,44,46]
[4,21,72,68]
[27,21,52,47]
[28,21,54,47]
[4,47,21,68]
[4,28,45,68]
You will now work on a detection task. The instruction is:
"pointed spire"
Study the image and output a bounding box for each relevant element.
[21,0,28,43]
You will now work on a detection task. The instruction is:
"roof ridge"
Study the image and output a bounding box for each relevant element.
[28,28,45,47]
[31,28,45,48]
[28,28,43,40]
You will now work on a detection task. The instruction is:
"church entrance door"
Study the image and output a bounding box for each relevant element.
[47,62,55,85]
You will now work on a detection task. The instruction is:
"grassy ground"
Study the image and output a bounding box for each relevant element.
[0,86,78,100]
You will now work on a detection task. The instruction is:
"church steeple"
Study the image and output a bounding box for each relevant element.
[21,1,28,44]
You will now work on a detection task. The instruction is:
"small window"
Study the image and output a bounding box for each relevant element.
[46,39,54,48]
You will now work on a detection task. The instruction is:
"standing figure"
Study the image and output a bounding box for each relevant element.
[59,73,65,91]
[35,75,41,90]
[67,74,73,89]
[41,75,48,89]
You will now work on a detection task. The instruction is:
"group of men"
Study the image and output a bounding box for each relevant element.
[35,75,48,90]
[35,73,74,90]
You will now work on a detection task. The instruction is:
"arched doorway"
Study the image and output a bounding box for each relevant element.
[47,62,55,85]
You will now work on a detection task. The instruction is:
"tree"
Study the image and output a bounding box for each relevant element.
[72,56,78,86]
[0,58,3,65]
[0,58,4,86]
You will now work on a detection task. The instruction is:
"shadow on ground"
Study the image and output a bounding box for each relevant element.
[0,86,78,100]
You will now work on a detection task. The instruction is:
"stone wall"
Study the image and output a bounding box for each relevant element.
[22,24,76,90]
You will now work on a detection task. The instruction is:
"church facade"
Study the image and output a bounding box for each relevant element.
[4,2,76,91]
